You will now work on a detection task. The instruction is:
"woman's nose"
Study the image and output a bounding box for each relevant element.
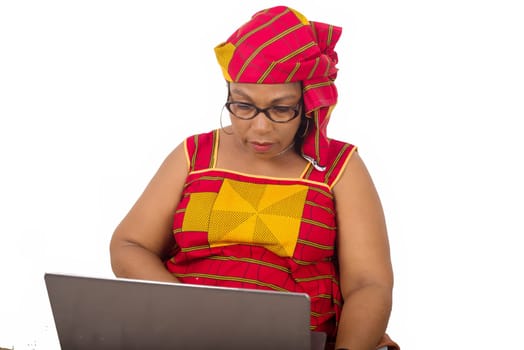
[251,111,273,132]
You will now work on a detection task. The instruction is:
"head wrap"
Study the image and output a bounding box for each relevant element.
[214,6,342,171]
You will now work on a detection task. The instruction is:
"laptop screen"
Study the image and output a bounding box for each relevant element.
[44,273,325,350]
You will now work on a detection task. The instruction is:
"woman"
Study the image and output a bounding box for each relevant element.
[110,6,399,350]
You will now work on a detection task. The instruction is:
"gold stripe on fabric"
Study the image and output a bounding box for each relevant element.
[295,274,335,283]
[180,245,209,252]
[310,22,318,42]
[236,8,290,47]
[299,162,312,179]
[292,258,332,265]
[303,80,334,92]
[236,23,304,82]
[327,25,334,47]
[280,42,316,62]
[297,238,334,249]
[285,62,301,83]
[190,134,199,171]
[329,146,357,190]
[184,175,226,188]
[173,273,289,292]
[312,293,332,300]
[194,175,225,181]
[325,143,350,184]
[311,310,336,318]
[209,129,218,168]
[172,228,182,234]
[291,258,332,266]
[292,259,313,266]
[306,57,320,80]
[258,61,277,83]
[323,58,331,77]
[309,186,333,199]
[305,200,334,215]
[209,256,291,273]
[303,164,314,179]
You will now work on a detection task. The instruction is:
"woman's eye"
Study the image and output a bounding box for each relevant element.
[272,106,293,114]
[236,103,254,110]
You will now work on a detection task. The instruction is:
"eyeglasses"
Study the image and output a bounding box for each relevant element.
[225,101,302,123]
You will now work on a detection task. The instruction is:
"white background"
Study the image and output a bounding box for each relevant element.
[1,1,523,349]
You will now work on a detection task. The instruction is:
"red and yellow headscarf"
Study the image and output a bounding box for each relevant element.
[214,6,342,171]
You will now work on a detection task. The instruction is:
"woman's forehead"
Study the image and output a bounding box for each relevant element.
[229,82,302,98]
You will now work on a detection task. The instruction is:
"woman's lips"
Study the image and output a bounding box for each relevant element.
[250,141,273,152]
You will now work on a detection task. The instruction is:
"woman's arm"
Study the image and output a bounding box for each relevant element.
[333,151,394,350]
[109,142,188,283]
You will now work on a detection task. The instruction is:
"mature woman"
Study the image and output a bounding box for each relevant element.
[110,6,399,350]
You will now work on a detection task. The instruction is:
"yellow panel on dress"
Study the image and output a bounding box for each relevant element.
[208,179,308,257]
[182,192,218,232]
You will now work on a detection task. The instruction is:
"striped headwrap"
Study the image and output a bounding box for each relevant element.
[214,6,342,171]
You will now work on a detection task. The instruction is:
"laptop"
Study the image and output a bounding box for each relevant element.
[44,272,327,350]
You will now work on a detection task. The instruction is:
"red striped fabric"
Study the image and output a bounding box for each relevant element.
[214,6,342,170]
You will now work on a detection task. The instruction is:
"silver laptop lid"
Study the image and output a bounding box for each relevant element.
[45,273,320,350]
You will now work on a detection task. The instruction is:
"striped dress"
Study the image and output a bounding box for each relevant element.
[166,129,356,339]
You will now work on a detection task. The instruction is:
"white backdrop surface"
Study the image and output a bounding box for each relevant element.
[1,1,523,349]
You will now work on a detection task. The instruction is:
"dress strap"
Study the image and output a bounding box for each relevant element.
[184,129,219,172]
[302,139,357,189]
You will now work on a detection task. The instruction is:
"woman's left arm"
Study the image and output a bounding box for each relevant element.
[333,151,394,350]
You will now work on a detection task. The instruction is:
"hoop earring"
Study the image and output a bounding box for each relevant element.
[299,117,310,138]
[220,105,233,135]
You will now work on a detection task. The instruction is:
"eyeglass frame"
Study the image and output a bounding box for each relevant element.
[224,99,303,124]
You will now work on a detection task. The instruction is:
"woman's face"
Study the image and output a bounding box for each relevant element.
[227,82,302,159]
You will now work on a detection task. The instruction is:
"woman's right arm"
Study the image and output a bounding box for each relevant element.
[109,142,188,283]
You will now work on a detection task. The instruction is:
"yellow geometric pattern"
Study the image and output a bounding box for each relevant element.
[182,192,218,232]
[182,179,308,257]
